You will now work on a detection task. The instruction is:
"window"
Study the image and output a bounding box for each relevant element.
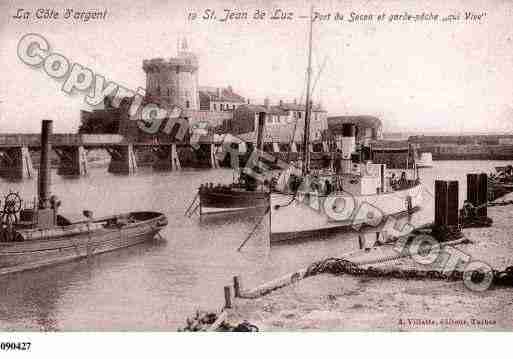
[298,111,302,119]
[220,104,224,111]
[186,100,190,108]
[213,104,217,111]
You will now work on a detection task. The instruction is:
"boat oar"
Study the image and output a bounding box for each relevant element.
[237,206,270,252]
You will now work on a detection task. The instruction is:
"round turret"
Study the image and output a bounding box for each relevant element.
[142,39,199,110]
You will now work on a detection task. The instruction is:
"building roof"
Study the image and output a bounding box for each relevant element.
[327,115,382,129]
[236,126,324,143]
[236,103,322,115]
[198,86,245,103]
[279,102,325,112]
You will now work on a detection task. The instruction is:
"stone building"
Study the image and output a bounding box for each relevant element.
[79,39,245,139]
[198,86,245,112]
[142,39,200,110]
[222,99,328,143]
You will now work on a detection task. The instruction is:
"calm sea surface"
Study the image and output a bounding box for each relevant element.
[0,160,509,330]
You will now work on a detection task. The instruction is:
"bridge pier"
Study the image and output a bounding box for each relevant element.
[55,146,88,176]
[107,144,138,174]
[152,144,181,171]
[0,146,34,180]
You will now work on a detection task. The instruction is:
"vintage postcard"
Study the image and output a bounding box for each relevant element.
[0,0,512,352]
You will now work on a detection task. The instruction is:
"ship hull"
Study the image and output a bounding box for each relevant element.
[0,211,167,275]
[270,183,423,242]
[199,188,269,214]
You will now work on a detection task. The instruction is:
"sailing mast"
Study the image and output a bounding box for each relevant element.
[302,6,314,176]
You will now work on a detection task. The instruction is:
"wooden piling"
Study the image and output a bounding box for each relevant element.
[447,180,459,226]
[223,286,232,309]
[435,180,459,228]
[435,180,448,227]
[467,173,488,217]
[478,173,488,217]
[233,276,242,298]
[467,173,479,208]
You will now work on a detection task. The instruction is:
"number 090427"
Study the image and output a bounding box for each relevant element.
[0,342,31,351]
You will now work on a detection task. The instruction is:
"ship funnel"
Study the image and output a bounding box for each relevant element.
[341,123,355,173]
[341,123,356,158]
[38,120,52,209]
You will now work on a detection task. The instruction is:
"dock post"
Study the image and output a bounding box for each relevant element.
[233,276,242,298]
[434,180,448,228]
[223,286,232,309]
[463,173,492,227]
[478,173,488,218]
[467,173,479,209]
[447,180,459,226]
[434,180,461,240]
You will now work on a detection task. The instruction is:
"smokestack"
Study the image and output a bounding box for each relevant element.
[341,123,356,173]
[38,120,52,209]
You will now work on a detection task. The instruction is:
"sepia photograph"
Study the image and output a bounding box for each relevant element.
[0,0,512,355]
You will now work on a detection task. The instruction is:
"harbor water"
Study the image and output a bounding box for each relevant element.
[0,160,509,330]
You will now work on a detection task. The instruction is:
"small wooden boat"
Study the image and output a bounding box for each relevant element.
[0,120,168,275]
[0,210,167,275]
[198,112,270,215]
[198,183,269,215]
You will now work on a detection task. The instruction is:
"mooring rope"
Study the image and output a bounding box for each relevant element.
[303,257,513,287]
[237,206,270,252]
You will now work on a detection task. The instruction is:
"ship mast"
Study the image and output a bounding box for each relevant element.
[302,6,314,176]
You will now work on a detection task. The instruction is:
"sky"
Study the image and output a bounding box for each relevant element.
[0,0,512,134]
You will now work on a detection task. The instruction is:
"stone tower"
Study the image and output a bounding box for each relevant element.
[142,38,199,110]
